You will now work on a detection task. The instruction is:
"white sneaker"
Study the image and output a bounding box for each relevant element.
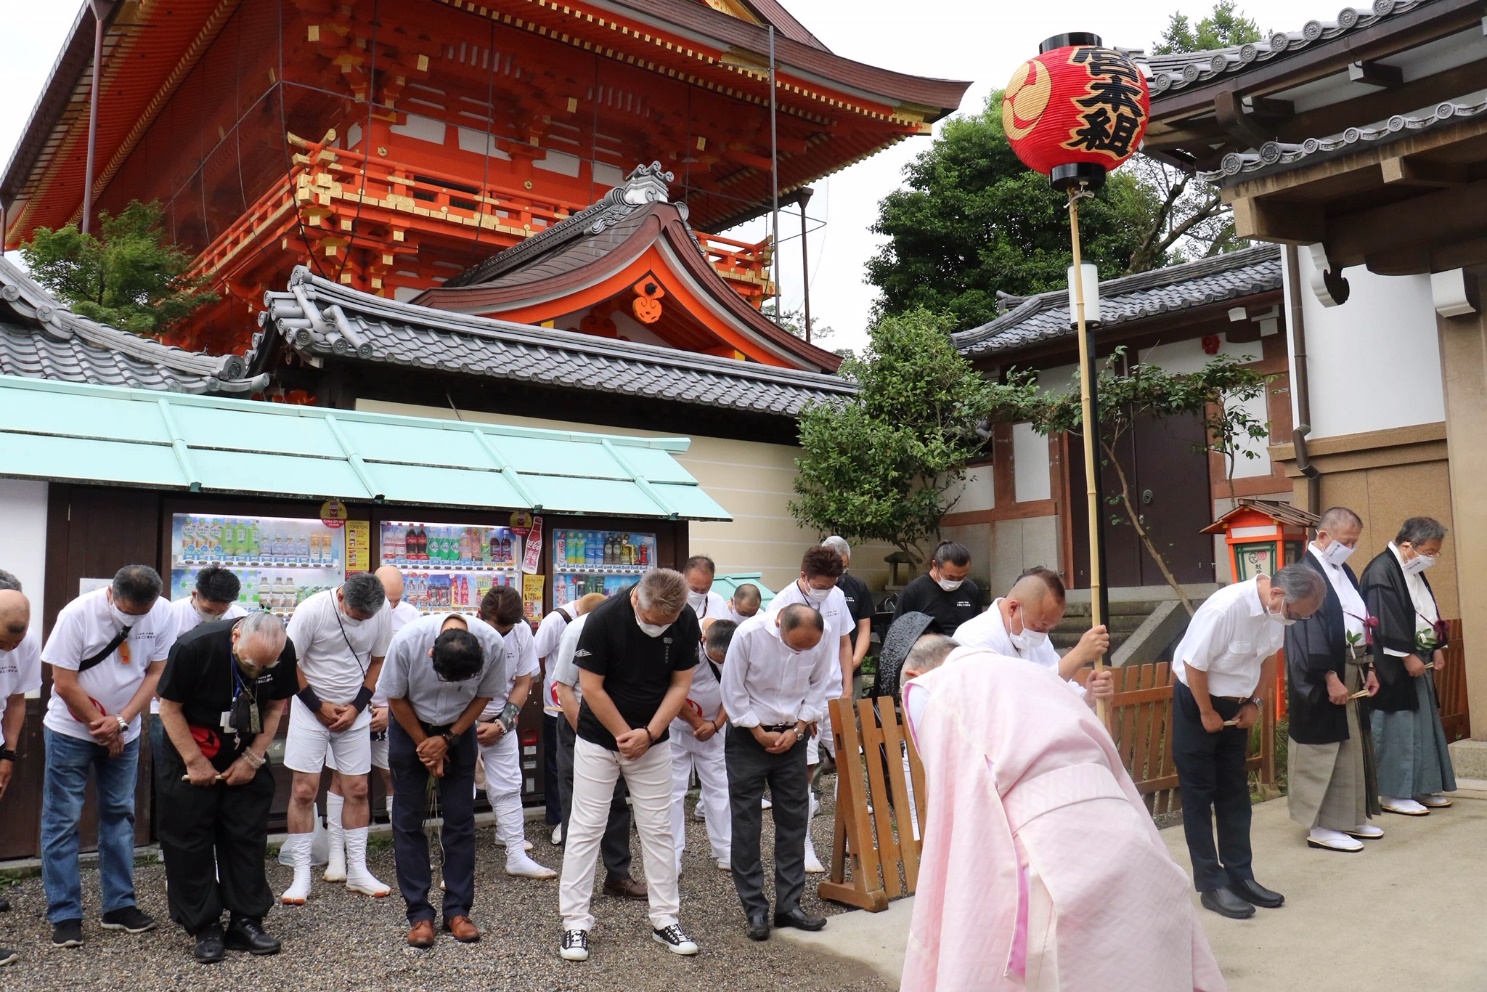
[761,796,772,811]
[716,858,731,872]
[1307,828,1363,852]
[652,924,699,956]
[1346,823,1385,839]
[506,853,558,879]
[1415,793,1453,808]
[1381,796,1430,815]
[559,928,590,961]
[551,823,563,845]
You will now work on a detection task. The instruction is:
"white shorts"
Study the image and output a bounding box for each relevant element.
[284,696,373,776]
[478,727,522,797]
[806,707,836,766]
[327,732,388,772]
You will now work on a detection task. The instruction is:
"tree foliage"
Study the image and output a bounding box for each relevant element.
[866,96,1164,331]
[761,300,833,342]
[1153,0,1263,54]
[19,200,217,337]
[987,349,1272,612]
[790,308,991,561]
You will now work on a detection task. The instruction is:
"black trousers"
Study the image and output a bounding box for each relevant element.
[154,741,276,936]
[1172,680,1254,892]
[727,728,808,919]
[389,720,477,925]
[542,714,562,826]
[555,718,632,879]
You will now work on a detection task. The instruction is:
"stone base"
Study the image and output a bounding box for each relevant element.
[1447,738,1487,780]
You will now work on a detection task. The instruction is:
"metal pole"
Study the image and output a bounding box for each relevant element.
[798,187,813,342]
[82,1,110,236]
[1068,188,1110,725]
[768,25,781,318]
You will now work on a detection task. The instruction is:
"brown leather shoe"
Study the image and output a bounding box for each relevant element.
[443,915,480,944]
[602,875,648,900]
[407,920,436,949]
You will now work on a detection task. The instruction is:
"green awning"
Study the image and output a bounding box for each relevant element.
[712,573,776,609]
[0,376,731,520]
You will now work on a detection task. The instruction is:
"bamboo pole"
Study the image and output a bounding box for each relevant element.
[1068,189,1108,725]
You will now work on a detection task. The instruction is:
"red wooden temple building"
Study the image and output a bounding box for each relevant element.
[0,0,968,363]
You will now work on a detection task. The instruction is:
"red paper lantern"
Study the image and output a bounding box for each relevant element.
[1003,33,1150,191]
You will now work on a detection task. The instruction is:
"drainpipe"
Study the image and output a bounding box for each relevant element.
[1286,244,1322,513]
[797,187,814,342]
[81,1,114,236]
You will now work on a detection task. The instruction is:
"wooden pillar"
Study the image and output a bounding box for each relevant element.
[1437,271,1487,740]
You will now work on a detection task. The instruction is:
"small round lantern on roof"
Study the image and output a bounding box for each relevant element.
[1002,33,1151,191]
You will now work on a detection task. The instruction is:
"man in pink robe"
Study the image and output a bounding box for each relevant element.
[902,647,1226,991]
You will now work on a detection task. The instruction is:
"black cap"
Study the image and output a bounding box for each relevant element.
[1040,32,1102,53]
[1050,162,1108,192]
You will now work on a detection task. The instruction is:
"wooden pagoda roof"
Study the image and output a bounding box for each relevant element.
[416,163,841,373]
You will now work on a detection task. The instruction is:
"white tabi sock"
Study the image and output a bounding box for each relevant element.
[343,826,390,897]
[324,792,347,882]
[280,833,314,904]
[493,791,532,852]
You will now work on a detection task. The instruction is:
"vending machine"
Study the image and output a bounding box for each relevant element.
[376,518,521,613]
[550,528,658,606]
[168,512,348,617]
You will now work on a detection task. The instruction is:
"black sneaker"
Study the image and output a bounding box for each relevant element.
[51,919,83,948]
[224,916,281,955]
[100,906,157,934]
[559,928,589,961]
[651,924,698,956]
[192,925,225,965]
[0,947,17,966]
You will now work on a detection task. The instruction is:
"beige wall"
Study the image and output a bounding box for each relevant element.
[355,399,896,595]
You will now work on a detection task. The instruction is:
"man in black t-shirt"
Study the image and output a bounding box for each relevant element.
[156,613,296,965]
[892,540,981,633]
[557,570,700,963]
[822,537,875,684]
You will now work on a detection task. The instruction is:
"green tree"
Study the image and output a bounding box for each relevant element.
[790,308,991,562]
[987,349,1272,614]
[19,200,216,337]
[1153,0,1263,54]
[866,95,1163,331]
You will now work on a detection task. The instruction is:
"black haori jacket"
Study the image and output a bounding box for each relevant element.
[1285,551,1361,745]
[1359,549,1448,713]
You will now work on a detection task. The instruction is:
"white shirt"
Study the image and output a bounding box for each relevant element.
[1385,542,1440,657]
[687,590,730,624]
[766,580,850,690]
[285,588,392,704]
[42,589,178,743]
[157,597,249,715]
[534,603,578,716]
[376,614,506,725]
[551,613,589,706]
[953,600,1086,699]
[0,630,42,747]
[480,618,539,719]
[671,646,724,736]
[1171,576,1283,698]
[388,600,421,634]
[1308,544,1367,641]
[721,613,834,728]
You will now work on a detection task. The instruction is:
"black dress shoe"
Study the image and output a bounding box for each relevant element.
[746,914,770,941]
[224,916,281,955]
[193,925,225,964]
[0,895,10,912]
[1200,888,1255,919]
[773,908,827,932]
[1229,878,1284,908]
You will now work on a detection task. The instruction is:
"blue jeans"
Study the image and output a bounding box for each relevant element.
[42,728,141,923]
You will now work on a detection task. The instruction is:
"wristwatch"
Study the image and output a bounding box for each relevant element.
[1247,697,1263,710]
[440,731,458,749]
[116,716,129,733]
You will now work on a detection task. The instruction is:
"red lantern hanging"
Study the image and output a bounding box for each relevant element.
[1002,33,1150,191]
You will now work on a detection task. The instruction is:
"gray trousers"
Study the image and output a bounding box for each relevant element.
[556,718,633,879]
[727,727,809,919]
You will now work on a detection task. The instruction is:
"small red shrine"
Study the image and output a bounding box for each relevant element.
[0,0,969,357]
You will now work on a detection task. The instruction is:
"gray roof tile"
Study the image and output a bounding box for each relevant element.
[952,244,1282,358]
[0,258,266,394]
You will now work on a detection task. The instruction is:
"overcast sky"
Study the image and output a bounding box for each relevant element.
[0,1,1309,355]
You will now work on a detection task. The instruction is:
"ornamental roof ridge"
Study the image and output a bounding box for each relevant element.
[0,257,266,394]
[952,243,1282,357]
[1200,92,1487,180]
[1138,0,1431,96]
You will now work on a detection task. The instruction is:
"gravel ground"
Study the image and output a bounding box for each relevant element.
[0,774,891,992]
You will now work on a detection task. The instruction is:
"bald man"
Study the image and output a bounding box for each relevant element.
[0,588,40,954]
[323,566,415,883]
[953,567,1114,708]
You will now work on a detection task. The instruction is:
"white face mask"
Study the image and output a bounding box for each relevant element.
[109,603,138,628]
[338,599,363,627]
[686,591,707,612]
[1268,606,1296,627]
[1403,552,1436,575]
[635,617,671,638]
[800,582,831,605]
[1009,627,1048,651]
[937,578,963,593]
[1319,540,1355,568]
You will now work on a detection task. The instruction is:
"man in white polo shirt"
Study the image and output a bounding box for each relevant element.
[476,585,554,878]
[281,573,392,905]
[41,565,177,949]
[1172,564,1325,920]
[0,584,41,965]
[683,556,730,623]
[952,567,1115,708]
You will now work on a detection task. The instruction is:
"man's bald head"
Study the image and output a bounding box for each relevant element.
[1003,566,1068,635]
[0,589,30,651]
[374,565,405,606]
